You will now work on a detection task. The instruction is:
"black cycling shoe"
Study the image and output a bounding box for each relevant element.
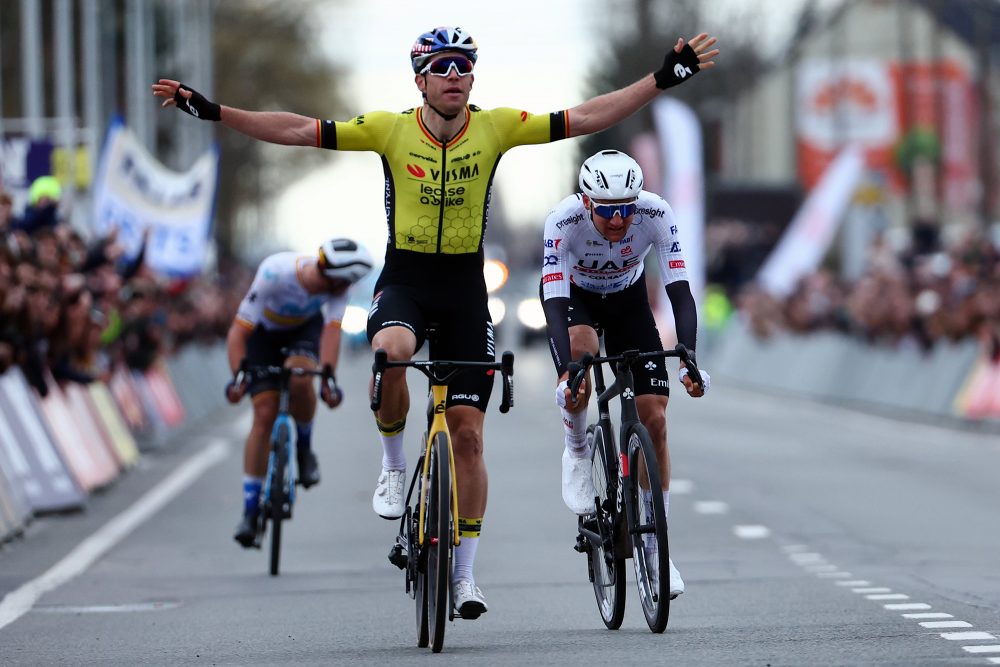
[297,449,321,489]
[233,513,261,549]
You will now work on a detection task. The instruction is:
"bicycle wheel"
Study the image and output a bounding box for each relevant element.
[411,467,430,647]
[426,432,452,653]
[586,423,626,629]
[269,424,291,577]
[625,425,670,632]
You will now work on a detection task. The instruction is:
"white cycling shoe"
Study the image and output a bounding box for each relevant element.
[562,449,596,515]
[453,579,488,619]
[372,468,405,519]
[644,546,685,599]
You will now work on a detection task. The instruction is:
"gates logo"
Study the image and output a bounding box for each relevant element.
[542,272,563,284]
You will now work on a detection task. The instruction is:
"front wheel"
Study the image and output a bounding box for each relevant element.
[625,425,670,632]
[586,423,626,629]
[268,427,291,577]
[425,432,452,653]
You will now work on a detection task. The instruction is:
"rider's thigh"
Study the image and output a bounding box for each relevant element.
[250,391,280,429]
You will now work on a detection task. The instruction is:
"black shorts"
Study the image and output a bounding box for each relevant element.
[564,280,670,397]
[366,283,495,412]
[245,314,323,396]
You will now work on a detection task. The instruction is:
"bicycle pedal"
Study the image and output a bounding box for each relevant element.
[574,534,590,553]
[387,543,408,570]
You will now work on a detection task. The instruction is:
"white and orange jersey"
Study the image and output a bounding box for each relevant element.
[235,252,348,331]
[540,191,689,300]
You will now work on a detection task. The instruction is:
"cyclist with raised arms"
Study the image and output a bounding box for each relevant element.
[225,239,373,548]
[154,26,718,618]
[540,150,711,599]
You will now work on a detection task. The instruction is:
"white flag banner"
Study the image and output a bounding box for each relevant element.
[757,144,865,297]
[91,118,218,276]
[651,97,705,304]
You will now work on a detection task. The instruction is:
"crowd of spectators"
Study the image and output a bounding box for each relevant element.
[734,219,1000,356]
[1,178,252,397]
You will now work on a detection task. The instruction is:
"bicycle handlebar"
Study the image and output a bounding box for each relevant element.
[567,343,703,395]
[230,362,338,401]
[370,348,515,415]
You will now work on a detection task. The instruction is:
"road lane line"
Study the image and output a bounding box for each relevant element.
[964,646,1000,654]
[789,552,825,564]
[920,621,972,629]
[853,587,892,593]
[940,631,996,641]
[693,500,729,514]
[806,564,839,573]
[903,613,954,619]
[867,593,910,600]
[733,525,770,539]
[817,571,852,578]
[885,603,931,610]
[0,439,228,631]
[837,580,872,586]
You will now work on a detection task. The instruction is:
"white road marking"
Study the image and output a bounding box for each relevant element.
[733,525,770,539]
[920,621,972,629]
[837,580,872,587]
[903,613,953,619]
[789,552,825,564]
[33,601,181,614]
[941,631,997,641]
[0,439,228,631]
[885,603,931,610]
[867,593,909,600]
[965,646,1000,654]
[669,479,694,494]
[853,587,891,593]
[987,657,1000,664]
[817,571,852,578]
[693,500,729,514]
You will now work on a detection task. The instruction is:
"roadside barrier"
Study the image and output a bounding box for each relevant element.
[708,319,994,425]
[0,344,230,543]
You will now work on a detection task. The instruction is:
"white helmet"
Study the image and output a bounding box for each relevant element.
[578,150,644,201]
[318,238,374,284]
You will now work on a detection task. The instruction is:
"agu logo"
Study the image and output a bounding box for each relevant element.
[406,164,426,178]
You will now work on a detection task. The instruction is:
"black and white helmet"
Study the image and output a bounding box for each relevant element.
[578,150,644,201]
[317,238,374,284]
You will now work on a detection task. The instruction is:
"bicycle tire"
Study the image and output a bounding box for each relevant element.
[426,432,452,653]
[412,463,430,647]
[269,424,291,577]
[587,423,626,629]
[626,425,670,632]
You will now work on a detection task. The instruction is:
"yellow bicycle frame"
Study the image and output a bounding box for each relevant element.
[417,383,461,548]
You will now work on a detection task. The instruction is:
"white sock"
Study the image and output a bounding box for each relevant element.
[663,489,670,517]
[560,406,589,458]
[453,536,479,585]
[380,431,406,470]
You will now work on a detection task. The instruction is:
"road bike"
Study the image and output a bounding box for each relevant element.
[568,343,703,632]
[372,344,514,653]
[232,363,336,576]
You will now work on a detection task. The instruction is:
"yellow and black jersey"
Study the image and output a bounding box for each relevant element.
[317,105,568,271]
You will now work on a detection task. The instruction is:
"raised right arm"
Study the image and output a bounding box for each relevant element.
[151,79,318,147]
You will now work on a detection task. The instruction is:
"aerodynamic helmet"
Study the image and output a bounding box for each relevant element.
[578,150,644,201]
[317,238,374,284]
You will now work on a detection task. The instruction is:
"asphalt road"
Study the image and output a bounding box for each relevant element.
[1,344,999,666]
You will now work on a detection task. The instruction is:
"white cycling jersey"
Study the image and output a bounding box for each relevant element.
[235,252,348,331]
[540,191,689,300]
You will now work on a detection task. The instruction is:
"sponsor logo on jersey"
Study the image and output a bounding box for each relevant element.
[542,272,563,284]
[408,152,437,163]
[621,246,633,256]
[669,242,681,252]
[637,207,665,219]
[586,239,604,247]
[544,238,562,249]
[543,254,558,266]
[556,213,584,229]
[575,256,643,273]
[452,393,481,402]
[430,163,480,182]
[407,163,426,178]
[354,115,365,125]
[584,252,602,257]
[669,260,686,269]
[520,110,528,122]
[650,377,670,388]
[670,225,678,235]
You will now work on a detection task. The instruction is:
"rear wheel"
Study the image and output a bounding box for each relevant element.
[626,425,670,632]
[268,425,291,577]
[587,424,626,629]
[426,432,452,653]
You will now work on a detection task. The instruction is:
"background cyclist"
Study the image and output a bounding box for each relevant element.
[225,238,373,548]
[154,26,718,618]
[540,150,711,599]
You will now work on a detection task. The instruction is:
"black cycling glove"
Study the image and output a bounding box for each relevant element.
[653,44,701,90]
[173,84,221,121]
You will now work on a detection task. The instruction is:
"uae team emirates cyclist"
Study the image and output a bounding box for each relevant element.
[153,25,719,620]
